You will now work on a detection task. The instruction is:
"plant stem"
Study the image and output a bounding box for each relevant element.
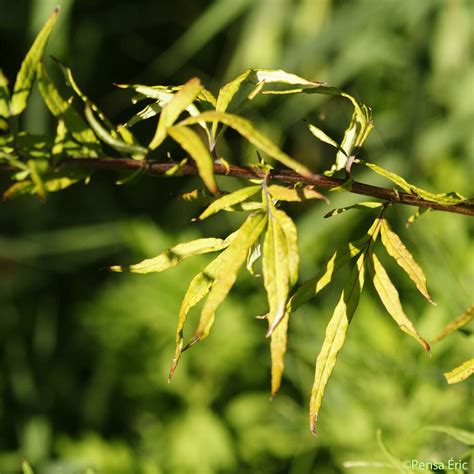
[3,157,473,217]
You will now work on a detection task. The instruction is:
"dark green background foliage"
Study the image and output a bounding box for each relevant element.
[0,0,472,472]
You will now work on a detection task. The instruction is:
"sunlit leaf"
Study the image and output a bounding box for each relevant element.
[275,208,299,287]
[246,242,261,277]
[324,201,382,218]
[0,69,10,118]
[10,7,59,116]
[21,461,34,474]
[37,63,100,156]
[169,247,230,380]
[197,185,261,220]
[167,125,217,193]
[366,251,430,352]
[406,206,431,227]
[431,305,473,344]
[424,425,474,445]
[268,184,327,203]
[308,123,341,150]
[380,218,434,304]
[84,104,148,156]
[188,212,267,345]
[27,159,46,201]
[444,359,474,384]
[149,77,203,150]
[179,111,314,177]
[110,237,229,274]
[310,253,365,434]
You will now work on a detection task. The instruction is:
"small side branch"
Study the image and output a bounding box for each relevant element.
[3,157,473,217]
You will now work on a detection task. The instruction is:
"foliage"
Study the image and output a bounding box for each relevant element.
[1,1,473,472]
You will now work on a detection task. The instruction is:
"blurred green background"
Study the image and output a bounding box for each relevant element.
[0,0,473,472]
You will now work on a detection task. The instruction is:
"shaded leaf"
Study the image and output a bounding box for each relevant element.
[268,184,327,203]
[27,159,46,201]
[149,77,203,150]
[22,461,35,474]
[110,237,228,274]
[444,359,474,385]
[431,305,473,344]
[366,251,430,352]
[406,206,431,227]
[189,212,267,344]
[324,201,383,218]
[179,111,314,177]
[36,63,100,156]
[167,125,217,193]
[424,425,474,445]
[376,430,409,474]
[197,185,261,220]
[246,242,261,276]
[310,253,365,434]
[10,7,59,116]
[84,104,148,156]
[380,218,434,304]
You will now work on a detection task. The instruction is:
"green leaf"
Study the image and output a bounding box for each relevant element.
[310,253,365,434]
[268,184,327,203]
[424,425,474,445]
[169,244,232,380]
[444,359,474,385]
[274,208,299,287]
[380,218,434,304]
[84,104,148,156]
[0,69,10,118]
[167,125,217,193]
[431,305,473,344]
[197,185,261,220]
[36,63,100,156]
[22,461,35,474]
[246,242,261,277]
[366,251,430,352]
[179,111,314,177]
[308,123,341,150]
[189,212,267,345]
[27,159,46,201]
[10,7,60,116]
[149,77,203,150]
[324,201,383,218]
[406,206,431,227]
[110,237,229,274]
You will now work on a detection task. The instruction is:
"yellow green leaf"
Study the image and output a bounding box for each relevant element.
[84,104,148,156]
[444,359,474,384]
[380,218,434,304]
[109,237,228,274]
[307,124,340,150]
[179,111,314,177]
[149,77,203,150]
[268,184,327,203]
[0,69,10,118]
[366,251,430,352]
[36,63,100,156]
[197,185,261,220]
[310,253,365,434]
[275,208,299,287]
[189,212,267,345]
[22,461,35,474]
[27,159,46,201]
[423,425,474,445]
[431,305,473,344]
[169,248,229,380]
[10,7,59,116]
[167,125,217,193]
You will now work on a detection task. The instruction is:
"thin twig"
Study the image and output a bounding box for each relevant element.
[1,157,473,217]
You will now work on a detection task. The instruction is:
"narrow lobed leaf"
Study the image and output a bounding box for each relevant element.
[310,253,365,434]
[179,111,314,178]
[324,201,383,218]
[380,218,435,304]
[268,184,327,203]
[423,425,474,446]
[444,359,474,384]
[10,7,59,116]
[366,251,430,352]
[109,237,228,274]
[431,305,473,344]
[197,185,261,220]
[307,123,341,150]
[149,77,203,150]
[167,125,217,193]
[189,212,267,345]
